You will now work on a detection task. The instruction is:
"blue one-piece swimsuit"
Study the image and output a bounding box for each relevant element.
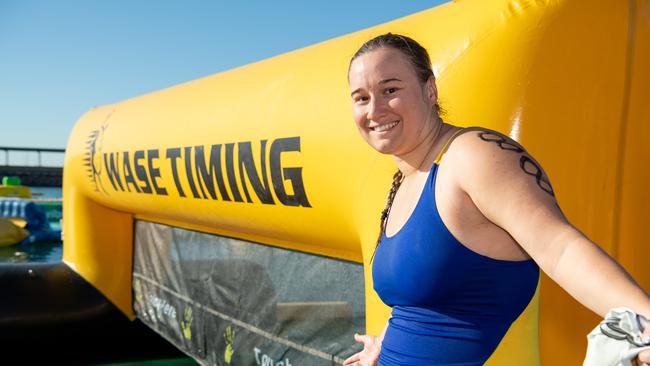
[372,155,539,366]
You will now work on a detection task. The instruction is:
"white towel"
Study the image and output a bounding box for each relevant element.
[584,307,650,366]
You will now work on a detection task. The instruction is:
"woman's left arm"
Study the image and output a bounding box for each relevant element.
[451,130,650,318]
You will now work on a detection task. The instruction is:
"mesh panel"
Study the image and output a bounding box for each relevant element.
[133,220,365,366]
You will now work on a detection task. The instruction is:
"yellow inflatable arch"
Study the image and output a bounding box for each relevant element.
[63,0,650,364]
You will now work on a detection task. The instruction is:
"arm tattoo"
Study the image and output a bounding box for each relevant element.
[520,155,555,197]
[478,132,524,152]
[477,131,555,197]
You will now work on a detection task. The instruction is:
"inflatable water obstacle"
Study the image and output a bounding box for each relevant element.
[0,176,62,246]
[0,199,61,245]
[0,176,31,198]
[2,0,649,364]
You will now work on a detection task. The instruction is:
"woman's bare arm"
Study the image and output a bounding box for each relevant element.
[450,130,650,317]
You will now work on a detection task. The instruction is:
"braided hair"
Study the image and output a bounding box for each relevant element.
[376,170,404,251]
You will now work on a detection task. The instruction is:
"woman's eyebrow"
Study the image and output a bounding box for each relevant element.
[351,78,404,96]
[379,78,402,84]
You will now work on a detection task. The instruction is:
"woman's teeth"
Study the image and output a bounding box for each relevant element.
[374,120,399,132]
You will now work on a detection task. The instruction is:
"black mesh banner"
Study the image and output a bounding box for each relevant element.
[133,220,366,365]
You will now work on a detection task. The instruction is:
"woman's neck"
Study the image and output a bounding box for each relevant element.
[393,118,453,177]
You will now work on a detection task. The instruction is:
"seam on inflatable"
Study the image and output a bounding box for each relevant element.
[611,0,637,259]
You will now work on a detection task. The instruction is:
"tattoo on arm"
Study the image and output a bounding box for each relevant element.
[478,132,524,152]
[477,131,555,197]
[520,155,555,197]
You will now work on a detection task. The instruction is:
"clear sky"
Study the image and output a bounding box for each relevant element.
[0,0,447,166]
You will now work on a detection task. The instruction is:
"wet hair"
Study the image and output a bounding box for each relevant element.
[350,33,438,261]
[349,32,434,85]
[374,170,404,261]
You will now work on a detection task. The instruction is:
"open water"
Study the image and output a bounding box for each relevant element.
[30,186,63,199]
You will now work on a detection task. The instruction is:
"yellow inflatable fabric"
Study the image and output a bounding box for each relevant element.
[0,217,29,247]
[63,0,650,365]
[0,185,32,198]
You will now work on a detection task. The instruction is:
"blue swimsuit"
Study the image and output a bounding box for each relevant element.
[372,145,539,365]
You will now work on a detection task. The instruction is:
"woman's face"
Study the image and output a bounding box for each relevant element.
[349,47,438,156]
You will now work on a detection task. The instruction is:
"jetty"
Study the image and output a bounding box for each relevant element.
[0,147,64,187]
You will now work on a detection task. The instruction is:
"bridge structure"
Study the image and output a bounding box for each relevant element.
[0,147,64,187]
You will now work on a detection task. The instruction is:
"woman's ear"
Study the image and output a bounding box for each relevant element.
[426,76,438,105]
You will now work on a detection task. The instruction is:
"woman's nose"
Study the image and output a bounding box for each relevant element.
[366,97,386,121]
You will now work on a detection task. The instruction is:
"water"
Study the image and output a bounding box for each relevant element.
[0,185,63,263]
[30,186,63,199]
[0,240,62,263]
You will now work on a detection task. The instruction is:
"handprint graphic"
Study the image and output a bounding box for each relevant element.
[224,325,235,364]
[181,306,193,341]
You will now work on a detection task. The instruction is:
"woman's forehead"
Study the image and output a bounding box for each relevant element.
[349,48,416,86]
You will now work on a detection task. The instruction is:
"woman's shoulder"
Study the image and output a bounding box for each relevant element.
[442,124,556,200]
[441,125,533,182]
[450,125,525,151]
[444,125,528,161]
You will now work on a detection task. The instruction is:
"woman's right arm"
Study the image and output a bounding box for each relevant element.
[342,321,389,366]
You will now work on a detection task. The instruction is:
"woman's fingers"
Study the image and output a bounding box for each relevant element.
[354,333,369,344]
[343,352,360,365]
[347,333,380,366]
[639,319,650,366]
[354,333,377,347]
[638,345,650,364]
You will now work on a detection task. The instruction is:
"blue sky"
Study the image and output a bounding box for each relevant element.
[0,1,446,166]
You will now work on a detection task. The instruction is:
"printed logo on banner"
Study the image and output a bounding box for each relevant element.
[83,110,113,196]
[181,305,193,341]
[133,278,150,321]
[254,347,292,366]
[134,285,207,358]
[84,132,312,207]
[149,294,178,321]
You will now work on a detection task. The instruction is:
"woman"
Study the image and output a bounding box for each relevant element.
[342,33,650,366]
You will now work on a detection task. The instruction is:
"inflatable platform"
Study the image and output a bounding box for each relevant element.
[0,176,31,198]
[0,199,61,245]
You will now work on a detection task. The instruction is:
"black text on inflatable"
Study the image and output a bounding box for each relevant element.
[96,136,311,207]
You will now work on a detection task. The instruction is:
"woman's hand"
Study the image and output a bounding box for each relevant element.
[343,333,382,366]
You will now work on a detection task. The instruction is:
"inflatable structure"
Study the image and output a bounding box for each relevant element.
[47,0,650,364]
[0,199,61,245]
[0,176,31,198]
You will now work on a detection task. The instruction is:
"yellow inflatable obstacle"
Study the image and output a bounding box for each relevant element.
[0,218,28,247]
[0,177,31,198]
[63,0,650,365]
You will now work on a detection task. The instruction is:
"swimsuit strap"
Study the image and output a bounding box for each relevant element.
[434,127,470,164]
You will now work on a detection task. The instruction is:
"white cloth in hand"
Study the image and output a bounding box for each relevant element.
[584,307,650,366]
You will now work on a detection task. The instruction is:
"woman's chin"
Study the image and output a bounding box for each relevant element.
[369,141,399,155]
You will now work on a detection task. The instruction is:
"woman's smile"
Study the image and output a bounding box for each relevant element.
[371,120,400,132]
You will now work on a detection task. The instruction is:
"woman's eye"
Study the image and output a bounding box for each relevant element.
[355,96,369,103]
[386,87,398,94]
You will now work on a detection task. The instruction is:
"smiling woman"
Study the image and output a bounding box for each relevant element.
[344,32,650,366]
